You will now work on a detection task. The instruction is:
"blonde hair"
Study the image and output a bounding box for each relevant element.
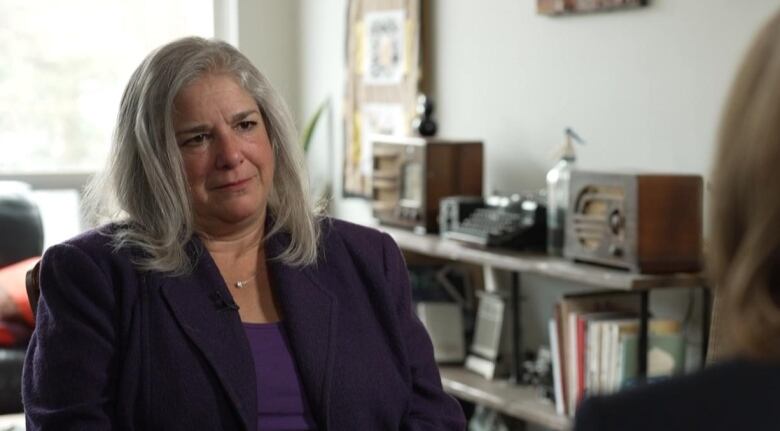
[711,11,780,359]
[84,37,322,274]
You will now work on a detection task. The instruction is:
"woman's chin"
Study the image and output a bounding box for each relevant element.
[222,206,265,224]
[197,205,265,232]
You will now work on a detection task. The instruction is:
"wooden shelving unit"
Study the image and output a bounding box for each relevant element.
[376,225,708,430]
[440,366,570,430]
[380,225,705,291]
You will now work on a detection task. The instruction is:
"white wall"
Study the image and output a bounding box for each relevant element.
[427,0,775,195]
[298,0,348,205]
[237,0,302,123]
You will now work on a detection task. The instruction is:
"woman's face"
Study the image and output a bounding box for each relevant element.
[172,73,274,236]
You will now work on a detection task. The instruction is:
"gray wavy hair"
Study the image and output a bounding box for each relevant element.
[84,36,322,274]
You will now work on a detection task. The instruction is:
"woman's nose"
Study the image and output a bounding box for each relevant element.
[214,130,243,169]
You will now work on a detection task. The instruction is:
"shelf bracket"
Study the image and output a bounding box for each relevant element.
[638,290,649,380]
[510,272,522,383]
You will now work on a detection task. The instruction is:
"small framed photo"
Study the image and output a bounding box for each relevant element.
[537,0,648,16]
[344,0,423,198]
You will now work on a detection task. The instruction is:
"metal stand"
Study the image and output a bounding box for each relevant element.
[510,272,522,383]
[637,287,711,379]
[637,290,649,380]
[701,286,712,366]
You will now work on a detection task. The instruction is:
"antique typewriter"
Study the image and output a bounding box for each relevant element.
[438,194,547,250]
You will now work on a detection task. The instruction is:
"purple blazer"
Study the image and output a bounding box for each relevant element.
[22,218,465,430]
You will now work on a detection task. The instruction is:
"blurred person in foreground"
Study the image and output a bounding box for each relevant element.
[574,10,780,431]
[22,36,465,430]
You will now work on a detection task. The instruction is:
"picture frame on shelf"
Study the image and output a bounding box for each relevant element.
[537,0,648,16]
[343,0,423,198]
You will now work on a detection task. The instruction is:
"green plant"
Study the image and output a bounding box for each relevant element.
[300,98,330,154]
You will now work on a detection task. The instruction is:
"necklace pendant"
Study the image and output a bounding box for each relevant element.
[234,272,256,289]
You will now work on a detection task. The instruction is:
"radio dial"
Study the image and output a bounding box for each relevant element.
[609,210,623,235]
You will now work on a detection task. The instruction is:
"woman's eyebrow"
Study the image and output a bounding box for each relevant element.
[175,110,260,136]
[231,109,260,122]
[175,124,210,136]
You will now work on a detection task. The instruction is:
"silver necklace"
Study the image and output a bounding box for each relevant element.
[234,272,257,289]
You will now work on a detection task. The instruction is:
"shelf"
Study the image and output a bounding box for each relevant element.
[440,366,570,431]
[378,225,706,291]
[379,223,708,429]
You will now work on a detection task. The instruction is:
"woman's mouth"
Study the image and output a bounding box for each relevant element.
[215,177,253,190]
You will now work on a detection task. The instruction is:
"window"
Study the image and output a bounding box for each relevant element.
[0,0,214,174]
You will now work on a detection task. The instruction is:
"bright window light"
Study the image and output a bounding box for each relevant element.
[0,0,214,174]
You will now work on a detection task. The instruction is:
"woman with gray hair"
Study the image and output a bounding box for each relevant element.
[22,37,465,430]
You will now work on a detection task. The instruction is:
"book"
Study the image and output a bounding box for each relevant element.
[578,312,635,398]
[603,318,640,392]
[548,318,565,415]
[575,313,585,405]
[618,319,685,388]
[552,303,567,414]
[556,292,640,415]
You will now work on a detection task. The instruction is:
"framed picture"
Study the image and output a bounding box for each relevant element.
[343,0,423,198]
[537,0,648,15]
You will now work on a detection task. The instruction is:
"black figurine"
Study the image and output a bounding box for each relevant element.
[412,93,437,137]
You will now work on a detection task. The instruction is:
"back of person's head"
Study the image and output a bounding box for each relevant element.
[85,37,320,274]
[711,10,780,359]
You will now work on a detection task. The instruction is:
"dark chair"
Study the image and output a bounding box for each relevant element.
[0,182,43,268]
[0,181,44,414]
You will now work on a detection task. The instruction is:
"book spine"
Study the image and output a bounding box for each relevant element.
[576,315,587,405]
[599,321,612,393]
[549,319,565,415]
[554,304,568,415]
[586,320,600,395]
[567,313,580,415]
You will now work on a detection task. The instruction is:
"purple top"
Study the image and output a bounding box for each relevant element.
[243,322,317,431]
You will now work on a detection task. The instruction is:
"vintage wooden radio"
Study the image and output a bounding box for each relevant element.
[564,171,703,273]
[371,135,483,233]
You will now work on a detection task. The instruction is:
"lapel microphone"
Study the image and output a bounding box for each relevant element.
[209,290,239,311]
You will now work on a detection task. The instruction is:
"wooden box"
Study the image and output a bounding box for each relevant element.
[564,171,703,273]
[371,136,483,234]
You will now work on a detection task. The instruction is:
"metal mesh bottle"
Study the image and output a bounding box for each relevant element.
[546,129,582,256]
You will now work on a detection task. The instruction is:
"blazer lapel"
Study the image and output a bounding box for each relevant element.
[157,243,256,431]
[265,233,337,429]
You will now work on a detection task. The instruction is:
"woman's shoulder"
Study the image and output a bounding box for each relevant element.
[574,359,780,430]
[56,222,117,248]
[321,217,386,247]
[45,222,131,263]
[319,217,399,265]
[591,358,780,402]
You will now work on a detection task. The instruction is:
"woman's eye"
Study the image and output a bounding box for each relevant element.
[180,133,210,147]
[236,120,256,131]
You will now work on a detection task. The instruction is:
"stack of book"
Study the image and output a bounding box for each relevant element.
[548,292,685,416]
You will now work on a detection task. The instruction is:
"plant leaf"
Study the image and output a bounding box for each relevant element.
[301,98,329,154]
